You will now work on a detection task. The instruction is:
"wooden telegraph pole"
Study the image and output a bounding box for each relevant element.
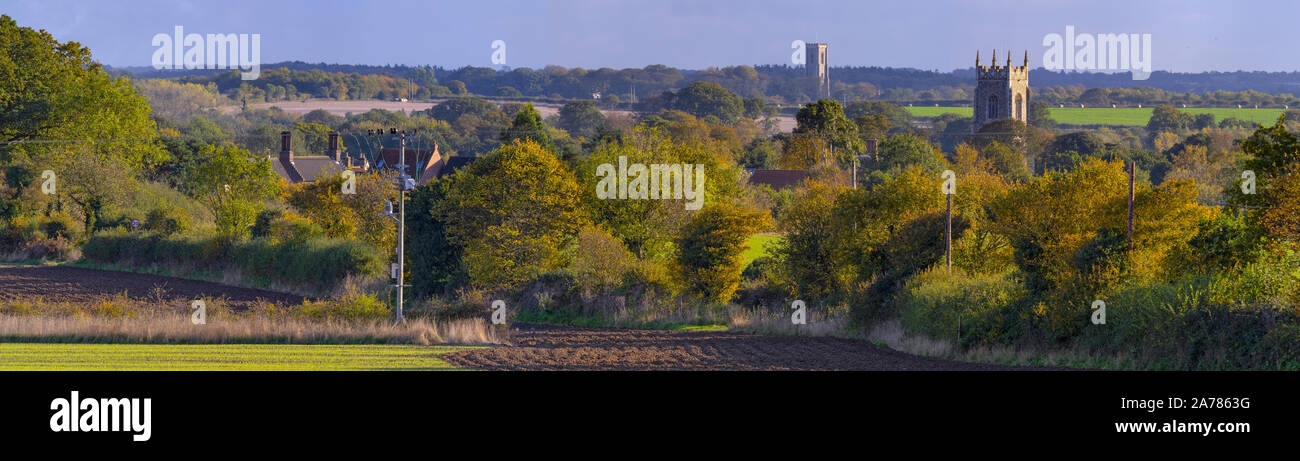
[946,192,952,271]
[941,170,955,272]
[1127,160,1135,251]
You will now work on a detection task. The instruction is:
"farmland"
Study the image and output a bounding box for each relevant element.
[0,343,474,370]
[904,106,1287,126]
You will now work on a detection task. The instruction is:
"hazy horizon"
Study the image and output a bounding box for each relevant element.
[7,0,1300,73]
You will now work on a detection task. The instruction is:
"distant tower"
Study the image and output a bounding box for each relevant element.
[972,50,1029,133]
[805,42,829,99]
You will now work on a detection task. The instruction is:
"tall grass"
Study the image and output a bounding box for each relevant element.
[0,294,506,345]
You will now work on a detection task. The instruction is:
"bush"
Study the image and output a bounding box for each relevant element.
[82,232,385,294]
[570,225,633,296]
[295,292,391,322]
[143,206,191,237]
[895,268,1029,347]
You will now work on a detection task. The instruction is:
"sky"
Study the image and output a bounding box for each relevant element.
[6,0,1299,73]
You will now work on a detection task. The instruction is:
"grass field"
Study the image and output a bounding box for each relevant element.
[904,106,1286,126]
[0,343,477,370]
[743,234,781,267]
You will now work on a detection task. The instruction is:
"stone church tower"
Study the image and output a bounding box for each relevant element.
[972,50,1029,133]
[805,42,829,99]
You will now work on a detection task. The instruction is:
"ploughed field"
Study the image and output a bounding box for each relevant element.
[442,323,1041,371]
[0,265,1045,371]
[0,265,304,309]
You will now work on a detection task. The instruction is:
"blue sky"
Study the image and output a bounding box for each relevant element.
[6,0,1298,72]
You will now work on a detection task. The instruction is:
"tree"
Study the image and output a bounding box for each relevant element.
[1146,104,1195,135]
[1041,131,1107,172]
[500,103,553,152]
[57,149,136,232]
[675,203,769,303]
[1028,100,1057,131]
[439,140,585,290]
[668,81,743,123]
[854,115,892,143]
[793,100,864,163]
[406,178,466,297]
[1227,118,1300,240]
[447,80,468,95]
[867,133,945,174]
[775,180,851,298]
[980,141,1031,182]
[969,119,1051,173]
[0,15,162,170]
[133,79,222,121]
[181,144,281,238]
[579,127,741,259]
[843,101,912,132]
[557,100,606,140]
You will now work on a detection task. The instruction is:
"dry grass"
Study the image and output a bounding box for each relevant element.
[727,306,850,337]
[0,294,507,345]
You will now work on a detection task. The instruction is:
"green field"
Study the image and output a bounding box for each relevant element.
[904,106,1286,126]
[743,234,781,267]
[0,343,477,370]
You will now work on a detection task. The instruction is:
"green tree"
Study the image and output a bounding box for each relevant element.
[843,101,912,131]
[406,178,467,297]
[668,81,744,123]
[1041,131,1107,172]
[1028,100,1057,131]
[0,15,163,170]
[181,144,281,238]
[867,133,945,174]
[1146,104,1195,135]
[501,103,553,152]
[557,100,606,140]
[793,99,865,164]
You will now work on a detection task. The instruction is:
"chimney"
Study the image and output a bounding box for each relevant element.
[328,132,341,164]
[278,131,304,183]
[279,131,293,164]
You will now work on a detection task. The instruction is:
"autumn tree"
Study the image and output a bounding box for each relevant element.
[439,140,585,290]
[675,203,770,303]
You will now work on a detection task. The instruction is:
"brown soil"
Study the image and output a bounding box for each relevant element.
[0,265,305,309]
[441,323,1043,371]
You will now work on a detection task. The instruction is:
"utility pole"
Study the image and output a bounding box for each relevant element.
[1127,159,1135,251]
[396,129,406,323]
[946,192,952,271]
[941,169,955,272]
[376,128,416,324]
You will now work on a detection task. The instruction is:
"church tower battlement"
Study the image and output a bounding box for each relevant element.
[972,50,1029,133]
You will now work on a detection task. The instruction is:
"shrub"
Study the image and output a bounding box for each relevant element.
[82,232,385,295]
[143,206,191,237]
[295,292,391,322]
[895,268,1028,347]
[570,225,633,296]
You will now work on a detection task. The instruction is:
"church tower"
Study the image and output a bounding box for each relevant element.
[805,42,829,99]
[972,50,1029,133]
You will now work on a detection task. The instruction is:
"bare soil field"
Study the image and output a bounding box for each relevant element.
[441,323,1041,371]
[0,265,305,309]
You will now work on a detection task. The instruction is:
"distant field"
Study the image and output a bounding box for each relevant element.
[0,343,475,370]
[904,106,1286,126]
[743,234,781,267]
